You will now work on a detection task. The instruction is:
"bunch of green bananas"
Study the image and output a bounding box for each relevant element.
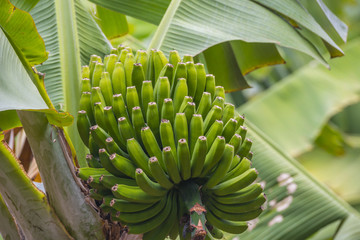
[76,46,265,240]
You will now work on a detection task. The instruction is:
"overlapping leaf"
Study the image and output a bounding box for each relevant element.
[239,39,360,156]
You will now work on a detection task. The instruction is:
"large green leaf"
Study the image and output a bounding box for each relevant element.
[0,0,47,65]
[10,0,40,12]
[148,0,326,65]
[94,5,129,40]
[89,0,170,25]
[229,121,360,240]
[0,30,46,110]
[254,0,344,57]
[30,0,112,165]
[239,39,360,156]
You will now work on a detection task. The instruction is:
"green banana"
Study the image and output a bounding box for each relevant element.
[141,80,154,115]
[204,144,234,189]
[105,54,117,77]
[112,62,126,97]
[178,96,193,113]
[161,98,174,125]
[205,210,248,234]
[196,92,212,119]
[236,125,247,144]
[99,175,137,189]
[238,138,253,158]
[206,202,262,221]
[102,196,154,213]
[103,55,110,69]
[90,125,110,149]
[210,193,266,214]
[228,134,242,155]
[235,113,245,129]
[222,157,251,182]
[229,154,241,170]
[110,47,118,55]
[200,136,226,177]
[190,136,208,178]
[171,62,187,96]
[148,157,173,189]
[117,197,167,223]
[157,77,171,112]
[135,168,167,196]
[82,65,90,79]
[105,137,128,157]
[143,199,177,240]
[247,151,253,160]
[177,139,191,181]
[131,106,146,141]
[81,78,91,92]
[76,167,110,180]
[174,113,188,143]
[91,86,106,108]
[160,119,177,158]
[211,96,225,110]
[214,86,225,100]
[205,224,224,240]
[205,74,216,100]
[112,184,162,203]
[79,91,95,124]
[154,50,168,82]
[204,105,223,133]
[209,168,258,196]
[189,114,204,154]
[112,94,129,120]
[89,189,106,201]
[132,63,145,97]
[109,153,136,178]
[85,154,101,168]
[93,102,107,131]
[124,52,135,87]
[77,110,91,146]
[92,62,104,87]
[146,49,155,85]
[118,117,135,142]
[155,63,174,92]
[222,118,238,143]
[174,78,188,112]
[126,138,152,176]
[126,191,172,234]
[88,136,100,158]
[146,102,160,143]
[183,54,194,63]
[141,127,163,167]
[136,50,148,77]
[103,106,123,147]
[212,183,263,205]
[222,103,235,125]
[99,148,125,177]
[183,102,195,124]
[205,120,224,150]
[163,146,181,184]
[194,63,206,105]
[169,50,181,70]
[126,86,140,119]
[185,61,197,97]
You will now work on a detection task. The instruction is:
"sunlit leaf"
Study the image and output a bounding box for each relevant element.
[0,0,47,65]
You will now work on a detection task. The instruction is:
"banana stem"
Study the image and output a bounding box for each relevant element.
[178,181,207,240]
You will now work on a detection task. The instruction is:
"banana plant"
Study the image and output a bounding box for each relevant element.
[1,0,360,239]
